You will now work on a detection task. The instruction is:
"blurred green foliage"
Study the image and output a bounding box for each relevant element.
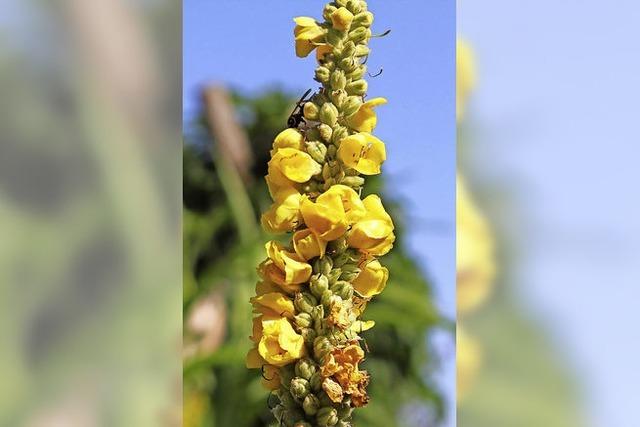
[183,88,445,427]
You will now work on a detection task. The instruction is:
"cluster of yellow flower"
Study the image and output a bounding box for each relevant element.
[246,1,392,426]
[456,39,496,400]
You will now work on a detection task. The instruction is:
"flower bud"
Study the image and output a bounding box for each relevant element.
[346,65,366,80]
[303,393,321,416]
[295,358,317,380]
[295,312,313,329]
[330,90,347,109]
[341,41,356,58]
[311,304,325,322]
[306,127,322,141]
[346,0,362,15]
[315,66,331,84]
[331,281,354,300]
[310,274,330,297]
[306,140,327,164]
[319,102,339,127]
[323,4,338,21]
[322,162,333,181]
[342,96,362,117]
[280,365,296,389]
[337,401,354,419]
[321,289,334,307]
[340,264,361,281]
[318,124,333,142]
[340,175,365,188]
[279,389,297,408]
[354,45,370,57]
[315,257,334,275]
[309,372,323,392]
[301,327,317,344]
[327,268,342,285]
[348,27,369,43]
[330,70,347,91]
[313,336,333,359]
[326,29,343,47]
[353,11,374,28]
[331,126,349,146]
[290,377,311,400]
[338,57,357,72]
[346,79,368,96]
[302,180,321,194]
[317,407,339,427]
[327,144,338,158]
[335,0,348,7]
[295,292,318,314]
[304,102,320,120]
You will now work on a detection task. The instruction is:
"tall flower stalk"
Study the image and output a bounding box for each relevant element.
[246,1,393,426]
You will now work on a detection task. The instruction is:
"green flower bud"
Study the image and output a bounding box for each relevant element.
[295,312,313,329]
[331,125,349,145]
[331,281,354,300]
[354,44,370,57]
[314,336,333,360]
[315,66,331,84]
[280,365,296,389]
[310,274,330,297]
[327,144,338,159]
[340,175,365,188]
[321,289,334,308]
[302,180,321,194]
[295,358,318,380]
[353,11,374,28]
[279,389,298,408]
[290,377,311,400]
[326,29,343,47]
[323,4,338,21]
[303,393,321,416]
[346,79,368,96]
[328,237,349,254]
[335,0,348,8]
[341,41,356,58]
[317,407,339,427]
[301,327,317,344]
[319,102,339,127]
[295,292,318,314]
[348,27,369,43]
[346,65,366,80]
[318,124,333,142]
[315,257,334,275]
[346,0,362,15]
[304,102,320,120]
[330,70,347,91]
[331,90,347,110]
[309,372,323,392]
[272,404,285,422]
[311,304,325,322]
[322,162,333,181]
[337,402,353,420]
[338,57,357,72]
[306,141,327,164]
[327,268,342,285]
[342,96,362,117]
[340,264,361,281]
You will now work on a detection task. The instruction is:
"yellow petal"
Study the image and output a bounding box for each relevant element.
[261,365,281,390]
[271,128,305,155]
[352,259,388,297]
[292,228,327,260]
[251,292,295,317]
[261,188,302,233]
[324,184,366,223]
[337,133,386,175]
[345,97,387,132]
[268,147,321,184]
[330,7,354,31]
[246,347,265,369]
[300,193,348,241]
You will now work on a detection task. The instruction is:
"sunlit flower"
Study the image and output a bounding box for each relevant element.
[352,258,388,297]
[258,316,306,367]
[292,228,327,260]
[345,97,387,132]
[300,191,349,241]
[337,132,386,175]
[271,128,305,156]
[294,17,326,58]
[330,7,354,31]
[323,184,366,223]
[261,187,303,234]
[348,194,395,255]
[259,241,312,293]
[266,147,321,195]
[251,292,295,317]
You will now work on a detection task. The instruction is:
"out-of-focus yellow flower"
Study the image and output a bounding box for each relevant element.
[348,195,395,255]
[183,391,209,427]
[337,133,386,175]
[251,292,295,317]
[331,7,354,31]
[457,38,476,122]
[323,184,366,223]
[456,325,481,400]
[258,316,306,367]
[345,97,387,133]
[300,191,349,241]
[294,17,326,58]
[259,241,312,293]
[457,175,495,314]
[266,147,321,194]
[292,228,327,260]
[271,128,305,156]
[261,187,303,234]
[352,258,388,297]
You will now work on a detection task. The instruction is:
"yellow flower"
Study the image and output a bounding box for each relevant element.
[245,343,282,390]
[337,133,386,175]
[300,191,349,241]
[258,316,306,367]
[294,17,326,58]
[251,292,295,317]
[292,228,327,260]
[323,184,366,223]
[457,175,495,314]
[261,187,303,234]
[331,7,354,31]
[352,258,388,297]
[267,147,321,193]
[457,38,477,122]
[316,43,332,61]
[348,195,395,255]
[345,97,387,133]
[259,241,312,293]
[271,128,305,156]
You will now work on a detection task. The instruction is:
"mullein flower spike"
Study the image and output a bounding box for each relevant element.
[248,1,394,425]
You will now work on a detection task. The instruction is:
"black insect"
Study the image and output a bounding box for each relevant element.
[287,88,313,128]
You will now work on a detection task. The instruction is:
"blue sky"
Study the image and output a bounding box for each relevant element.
[461,1,640,425]
[184,0,456,424]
